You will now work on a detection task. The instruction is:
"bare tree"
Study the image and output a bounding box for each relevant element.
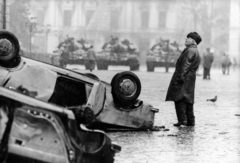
[180,0,229,50]
[9,0,31,50]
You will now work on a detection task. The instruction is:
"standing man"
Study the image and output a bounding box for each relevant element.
[87,46,97,72]
[166,32,202,127]
[232,57,238,71]
[203,47,214,79]
[225,55,232,75]
[60,44,70,68]
[221,53,232,75]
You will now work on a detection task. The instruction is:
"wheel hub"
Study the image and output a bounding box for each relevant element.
[0,38,12,57]
[119,79,136,97]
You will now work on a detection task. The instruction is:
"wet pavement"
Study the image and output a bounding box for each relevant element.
[69,65,240,163]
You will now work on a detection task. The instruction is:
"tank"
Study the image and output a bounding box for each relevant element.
[146,39,181,72]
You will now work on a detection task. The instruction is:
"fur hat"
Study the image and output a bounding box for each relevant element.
[187,32,202,45]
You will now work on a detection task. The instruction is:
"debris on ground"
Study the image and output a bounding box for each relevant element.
[167,134,178,137]
[218,132,229,135]
[149,126,166,131]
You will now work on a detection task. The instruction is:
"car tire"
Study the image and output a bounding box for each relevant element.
[0,30,20,67]
[111,71,141,108]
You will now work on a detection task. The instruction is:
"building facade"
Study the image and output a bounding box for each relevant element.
[2,0,239,63]
[229,0,240,60]
[29,0,184,54]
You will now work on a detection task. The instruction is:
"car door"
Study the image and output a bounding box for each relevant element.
[0,95,71,163]
[86,82,106,116]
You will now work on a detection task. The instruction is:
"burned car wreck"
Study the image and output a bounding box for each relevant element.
[0,30,159,131]
[0,86,121,163]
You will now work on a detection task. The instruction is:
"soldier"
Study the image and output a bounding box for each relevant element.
[203,47,214,79]
[59,44,70,68]
[110,37,126,57]
[221,53,232,75]
[87,46,97,72]
[121,39,137,54]
[232,57,238,71]
[166,32,202,127]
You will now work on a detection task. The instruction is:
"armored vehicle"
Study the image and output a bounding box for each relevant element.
[52,38,92,70]
[146,39,181,72]
[96,37,140,71]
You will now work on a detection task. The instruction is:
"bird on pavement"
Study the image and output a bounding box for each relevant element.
[207,95,217,104]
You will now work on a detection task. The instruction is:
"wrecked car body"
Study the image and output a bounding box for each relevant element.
[0,86,121,163]
[0,30,159,131]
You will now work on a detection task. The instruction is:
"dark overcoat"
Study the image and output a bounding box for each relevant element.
[165,44,201,104]
[87,49,97,61]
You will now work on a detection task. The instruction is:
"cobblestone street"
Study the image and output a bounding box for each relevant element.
[70,65,240,163]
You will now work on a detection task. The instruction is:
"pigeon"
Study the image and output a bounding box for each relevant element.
[207,95,217,104]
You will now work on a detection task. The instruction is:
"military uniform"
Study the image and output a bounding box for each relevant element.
[203,51,214,79]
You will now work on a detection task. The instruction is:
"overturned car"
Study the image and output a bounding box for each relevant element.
[0,86,121,163]
[0,30,159,131]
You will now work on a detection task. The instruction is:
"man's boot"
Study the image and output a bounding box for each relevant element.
[186,103,195,126]
[174,101,187,127]
[187,118,195,126]
[173,121,187,127]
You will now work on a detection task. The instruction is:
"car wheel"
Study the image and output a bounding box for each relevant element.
[0,30,20,67]
[111,71,141,108]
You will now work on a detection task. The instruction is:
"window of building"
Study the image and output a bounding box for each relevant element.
[159,11,167,28]
[110,10,120,29]
[63,10,72,26]
[85,10,94,25]
[141,11,149,29]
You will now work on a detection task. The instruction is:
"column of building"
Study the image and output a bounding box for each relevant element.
[229,0,240,61]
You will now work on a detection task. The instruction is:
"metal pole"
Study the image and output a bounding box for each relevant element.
[46,31,48,53]
[165,40,169,73]
[3,0,6,29]
[30,24,32,52]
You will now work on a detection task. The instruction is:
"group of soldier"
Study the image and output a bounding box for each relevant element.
[202,47,235,79]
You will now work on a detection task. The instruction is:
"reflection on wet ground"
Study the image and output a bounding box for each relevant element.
[70,65,240,163]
